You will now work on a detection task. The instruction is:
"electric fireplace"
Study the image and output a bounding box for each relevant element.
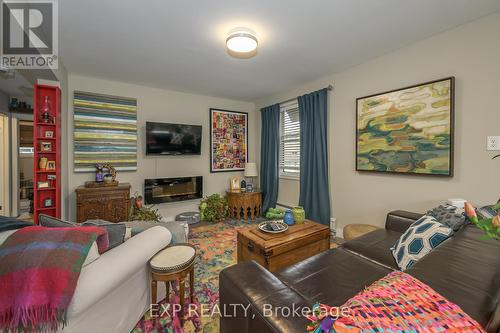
[144,176,203,204]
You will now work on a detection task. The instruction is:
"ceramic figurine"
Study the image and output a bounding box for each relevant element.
[39,157,48,170]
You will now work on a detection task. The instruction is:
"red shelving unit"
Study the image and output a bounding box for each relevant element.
[33,84,61,224]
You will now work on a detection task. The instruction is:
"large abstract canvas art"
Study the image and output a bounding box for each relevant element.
[73,91,137,172]
[356,77,454,176]
[210,108,248,172]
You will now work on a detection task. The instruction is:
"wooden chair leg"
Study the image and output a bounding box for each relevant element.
[179,277,185,317]
[189,267,194,302]
[151,279,157,305]
[165,281,170,303]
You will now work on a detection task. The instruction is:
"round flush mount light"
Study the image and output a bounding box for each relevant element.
[226,28,258,59]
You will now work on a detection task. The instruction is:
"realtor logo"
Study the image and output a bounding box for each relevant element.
[1,0,58,69]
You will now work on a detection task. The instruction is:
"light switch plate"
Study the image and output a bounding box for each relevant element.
[487,136,500,151]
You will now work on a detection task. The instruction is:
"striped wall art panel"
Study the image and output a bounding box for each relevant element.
[73,91,137,172]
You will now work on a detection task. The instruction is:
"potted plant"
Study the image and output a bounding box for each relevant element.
[199,194,228,223]
[129,192,162,222]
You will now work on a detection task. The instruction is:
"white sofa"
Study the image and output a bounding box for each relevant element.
[61,226,171,333]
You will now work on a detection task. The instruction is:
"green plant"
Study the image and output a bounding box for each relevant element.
[468,202,500,241]
[199,194,228,223]
[129,192,163,222]
[265,207,285,219]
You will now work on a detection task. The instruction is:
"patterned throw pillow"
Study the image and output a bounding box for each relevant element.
[426,203,467,231]
[391,216,453,270]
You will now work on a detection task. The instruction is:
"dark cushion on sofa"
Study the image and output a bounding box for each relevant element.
[276,248,392,306]
[342,229,401,269]
[39,215,126,250]
[406,224,500,330]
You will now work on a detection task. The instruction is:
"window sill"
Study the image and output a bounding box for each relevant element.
[279,176,300,181]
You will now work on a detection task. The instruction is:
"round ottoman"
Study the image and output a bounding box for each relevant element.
[149,244,196,316]
[343,224,380,241]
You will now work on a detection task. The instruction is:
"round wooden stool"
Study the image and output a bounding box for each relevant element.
[343,224,380,240]
[149,244,196,316]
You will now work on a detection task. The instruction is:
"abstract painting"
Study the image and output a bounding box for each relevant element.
[73,91,137,172]
[356,77,454,176]
[210,108,248,172]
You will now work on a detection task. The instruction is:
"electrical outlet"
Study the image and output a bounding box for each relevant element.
[487,136,500,151]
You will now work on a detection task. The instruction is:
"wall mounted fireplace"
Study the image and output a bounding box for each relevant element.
[144,176,203,204]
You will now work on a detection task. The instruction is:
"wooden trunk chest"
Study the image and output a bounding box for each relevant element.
[75,183,131,223]
[237,220,330,272]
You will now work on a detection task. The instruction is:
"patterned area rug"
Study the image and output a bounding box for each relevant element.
[132,220,339,333]
[132,220,253,333]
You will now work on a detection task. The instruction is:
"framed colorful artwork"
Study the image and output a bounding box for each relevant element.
[210,108,248,172]
[356,77,454,176]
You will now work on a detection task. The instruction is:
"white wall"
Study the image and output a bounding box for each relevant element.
[256,12,500,228]
[66,75,256,221]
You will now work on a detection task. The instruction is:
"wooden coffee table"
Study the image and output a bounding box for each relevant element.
[237,220,330,272]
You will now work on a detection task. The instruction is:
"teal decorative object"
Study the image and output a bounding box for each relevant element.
[283,209,295,226]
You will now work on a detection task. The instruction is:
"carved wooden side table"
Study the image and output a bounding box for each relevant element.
[226,190,262,220]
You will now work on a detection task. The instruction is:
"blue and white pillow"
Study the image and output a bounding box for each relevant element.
[391,215,453,270]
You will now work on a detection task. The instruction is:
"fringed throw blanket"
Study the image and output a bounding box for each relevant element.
[0,226,109,332]
[307,271,485,333]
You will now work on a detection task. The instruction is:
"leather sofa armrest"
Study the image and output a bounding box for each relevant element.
[385,210,424,233]
[220,261,311,333]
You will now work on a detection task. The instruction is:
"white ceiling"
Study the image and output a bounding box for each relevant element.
[59,0,500,101]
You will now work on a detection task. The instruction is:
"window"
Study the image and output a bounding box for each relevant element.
[279,100,300,179]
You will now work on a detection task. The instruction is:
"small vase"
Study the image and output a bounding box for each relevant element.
[39,157,48,170]
[41,96,52,123]
[283,209,295,226]
[292,206,305,224]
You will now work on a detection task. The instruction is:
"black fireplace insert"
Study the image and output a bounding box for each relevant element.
[144,176,203,204]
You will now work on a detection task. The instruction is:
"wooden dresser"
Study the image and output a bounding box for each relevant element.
[75,183,131,223]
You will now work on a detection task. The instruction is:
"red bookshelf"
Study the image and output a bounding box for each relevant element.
[33,84,61,224]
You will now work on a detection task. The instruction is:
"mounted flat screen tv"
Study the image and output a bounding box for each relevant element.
[146,122,202,155]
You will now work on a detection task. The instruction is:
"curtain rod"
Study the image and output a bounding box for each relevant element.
[278,84,333,106]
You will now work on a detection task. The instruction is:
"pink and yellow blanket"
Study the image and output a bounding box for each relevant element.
[307,271,485,333]
[0,226,108,332]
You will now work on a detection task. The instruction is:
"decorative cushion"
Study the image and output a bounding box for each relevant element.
[426,203,467,231]
[391,216,453,270]
[150,244,196,273]
[38,214,77,228]
[39,215,126,250]
[82,219,126,250]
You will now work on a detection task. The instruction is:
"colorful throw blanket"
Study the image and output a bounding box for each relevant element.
[0,226,109,332]
[307,271,485,333]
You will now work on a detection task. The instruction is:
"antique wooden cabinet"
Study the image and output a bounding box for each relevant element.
[75,183,131,223]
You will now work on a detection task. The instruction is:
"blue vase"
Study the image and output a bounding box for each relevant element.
[283,210,295,226]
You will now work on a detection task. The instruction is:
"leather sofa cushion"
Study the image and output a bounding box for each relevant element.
[406,225,500,330]
[276,248,391,306]
[342,229,401,269]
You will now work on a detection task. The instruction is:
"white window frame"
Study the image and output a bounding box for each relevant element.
[279,99,300,180]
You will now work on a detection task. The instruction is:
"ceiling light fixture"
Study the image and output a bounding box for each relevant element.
[226,28,258,59]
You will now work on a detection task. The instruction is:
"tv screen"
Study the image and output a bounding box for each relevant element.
[146,122,202,155]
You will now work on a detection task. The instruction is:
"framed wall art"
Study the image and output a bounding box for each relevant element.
[210,108,248,172]
[356,77,454,176]
[74,91,137,172]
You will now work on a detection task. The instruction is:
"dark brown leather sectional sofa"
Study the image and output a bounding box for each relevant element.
[220,211,500,333]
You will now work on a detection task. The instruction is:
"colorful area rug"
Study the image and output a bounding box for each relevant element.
[132,220,338,333]
[132,220,252,333]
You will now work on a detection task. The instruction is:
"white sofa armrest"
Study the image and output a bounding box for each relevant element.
[68,226,172,316]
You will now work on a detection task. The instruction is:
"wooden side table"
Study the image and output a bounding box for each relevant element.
[149,245,196,317]
[226,190,262,220]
